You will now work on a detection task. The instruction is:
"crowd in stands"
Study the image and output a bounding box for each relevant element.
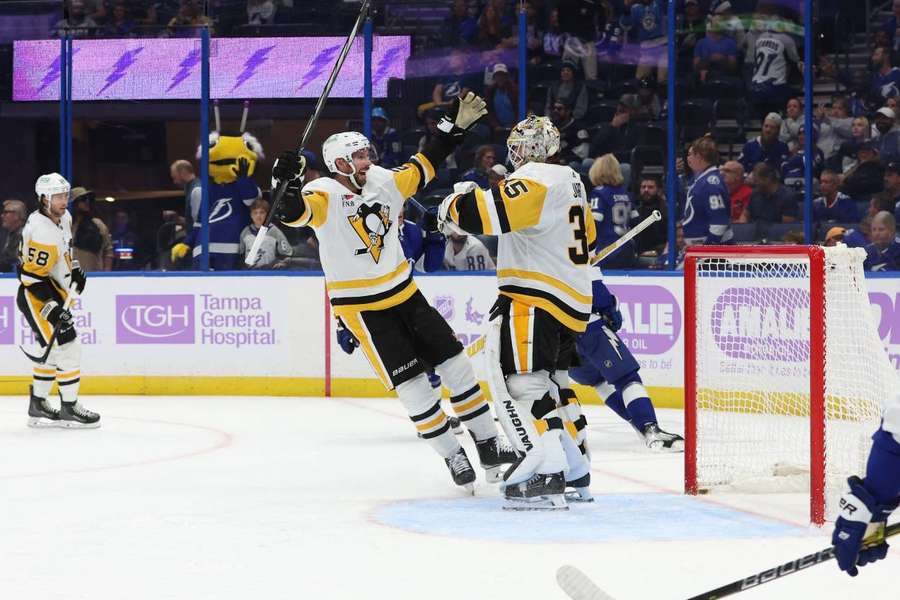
[4,0,898,272]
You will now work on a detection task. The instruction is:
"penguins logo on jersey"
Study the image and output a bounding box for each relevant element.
[348,202,391,262]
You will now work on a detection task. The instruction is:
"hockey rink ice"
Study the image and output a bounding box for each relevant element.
[1,395,896,600]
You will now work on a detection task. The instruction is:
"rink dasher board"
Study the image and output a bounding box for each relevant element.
[0,271,897,401]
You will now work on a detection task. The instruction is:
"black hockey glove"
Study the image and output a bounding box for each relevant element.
[271,150,306,186]
[417,205,440,234]
[70,262,86,294]
[41,301,74,332]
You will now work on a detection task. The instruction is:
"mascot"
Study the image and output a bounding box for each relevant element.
[172,101,263,270]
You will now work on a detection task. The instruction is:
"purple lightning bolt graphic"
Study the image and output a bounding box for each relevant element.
[298,45,341,91]
[232,45,276,92]
[167,48,201,92]
[98,47,144,94]
[363,45,403,93]
[36,48,81,93]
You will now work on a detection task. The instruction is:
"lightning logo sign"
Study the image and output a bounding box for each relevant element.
[98,47,145,94]
[232,45,276,92]
[167,47,201,92]
[298,45,341,91]
[36,48,81,94]
[362,44,404,93]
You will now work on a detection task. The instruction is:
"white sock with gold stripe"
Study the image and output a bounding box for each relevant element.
[398,373,460,459]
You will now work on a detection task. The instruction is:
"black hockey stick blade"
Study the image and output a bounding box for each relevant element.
[557,521,900,600]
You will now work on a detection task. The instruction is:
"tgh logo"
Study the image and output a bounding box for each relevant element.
[0,296,13,344]
[116,295,194,344]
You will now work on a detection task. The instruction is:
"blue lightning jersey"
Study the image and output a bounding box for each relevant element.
[589,184,637,258]
[682,166,732,245]
[186,177,260,260]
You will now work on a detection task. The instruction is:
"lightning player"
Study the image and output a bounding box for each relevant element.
[569,272,684,451]
[18,174,99,428]
[271,94,516,491]
[832,394,900,576]
[682,136,732,247]
[438,115,595,509]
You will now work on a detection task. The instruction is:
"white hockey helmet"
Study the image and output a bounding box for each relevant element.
[35,172,71,202]
[506,115,560,169]
[322,131,373,174]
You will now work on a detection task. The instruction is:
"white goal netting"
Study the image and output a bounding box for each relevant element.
[691,246,895,520]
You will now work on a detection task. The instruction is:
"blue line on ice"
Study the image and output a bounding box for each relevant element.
[373,494,810,543]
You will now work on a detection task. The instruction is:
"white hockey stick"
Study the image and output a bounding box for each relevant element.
[557,565,616,600]
[464,210,662,358]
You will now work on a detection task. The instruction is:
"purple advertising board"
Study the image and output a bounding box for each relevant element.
[0,296,13,345]
[116,294,194,344]
[13,36,410,101]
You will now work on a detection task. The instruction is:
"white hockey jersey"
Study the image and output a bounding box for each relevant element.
[445,162,596,332]
[751,32,798,86]
[281,153,435,314]
[18,209,74,301]
[444,235,495,271]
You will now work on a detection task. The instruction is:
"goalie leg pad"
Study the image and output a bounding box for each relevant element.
[397,372,460,459]
[433,351,495,441]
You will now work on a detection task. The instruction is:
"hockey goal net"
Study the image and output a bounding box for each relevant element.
[684,245,894,524]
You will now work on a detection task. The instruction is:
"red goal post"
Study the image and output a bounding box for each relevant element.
[683,245,888,525]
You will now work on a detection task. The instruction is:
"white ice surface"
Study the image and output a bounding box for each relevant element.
[0,395,896,600]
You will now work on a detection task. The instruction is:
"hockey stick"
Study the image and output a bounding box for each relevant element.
[557,520,900,600]
[244,0,372,266]
[464,209,662,358]
[20,287,78,365]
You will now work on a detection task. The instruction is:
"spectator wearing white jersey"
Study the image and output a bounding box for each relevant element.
[443,233,495,271]
[748,20,800,118]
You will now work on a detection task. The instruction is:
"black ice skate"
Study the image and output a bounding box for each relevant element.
[59,401,101,429]
[449,416,463,435]
[27,386,60,428]
[502,471,568,510]
[642,423,683,452]
[444,447,476,493]
[564,472,594,503]
[472,433,519,483]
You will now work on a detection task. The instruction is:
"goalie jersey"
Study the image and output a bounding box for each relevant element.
[18,209,74,303]
[281,153,435,315]
[445,162,596,332]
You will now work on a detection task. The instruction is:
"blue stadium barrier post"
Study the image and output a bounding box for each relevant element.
[803,0,813,243]
[363,9,373,138]
[518,2,527,120]
[58,36,66,176]
[66,35,73,181]
[666,0,677,269]
[199,27,211,272]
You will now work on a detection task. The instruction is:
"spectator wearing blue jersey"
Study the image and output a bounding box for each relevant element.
[442,0,479,47]
[738,112,790,174]
[872,107,900,164]
[484,63,518,130]
[781,125,824,188]
[370,108,402,169]
[398,210,445,273]
[813,170,859,224]
[683,136,732,246]
[871,47,900,106]
[746,162,799,224]
[693,14,739,84]
[458,145,496,190]
[864,211,900,271]
[588,154,638,269]
[624,0,668,84]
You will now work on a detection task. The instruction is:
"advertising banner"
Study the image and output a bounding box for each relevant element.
[13,36,410,101]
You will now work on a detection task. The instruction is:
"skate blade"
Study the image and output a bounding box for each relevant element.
[27,417,61,429]
[483,465,503,484]
[59,420,101,429]
[458,482,475,495]
[452,426,464,436]
[502,494,568,511]
[648,439,684,453]
[564,489,594,503]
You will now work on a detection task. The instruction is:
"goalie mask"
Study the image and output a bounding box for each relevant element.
[507,115,560,169]
[322,131,374,190]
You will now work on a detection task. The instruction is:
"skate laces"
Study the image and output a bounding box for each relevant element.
[41,399,59,415]
[72,402,96,418]
[448,451,470,475]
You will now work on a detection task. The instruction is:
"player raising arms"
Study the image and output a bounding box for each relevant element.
[270,94,516,491]
[19,174,99,428]
[438,116,595,509]
[832,392,900,577]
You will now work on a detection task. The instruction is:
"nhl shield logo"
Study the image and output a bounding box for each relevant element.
[348,202,392,262]
[433,295,455,321]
